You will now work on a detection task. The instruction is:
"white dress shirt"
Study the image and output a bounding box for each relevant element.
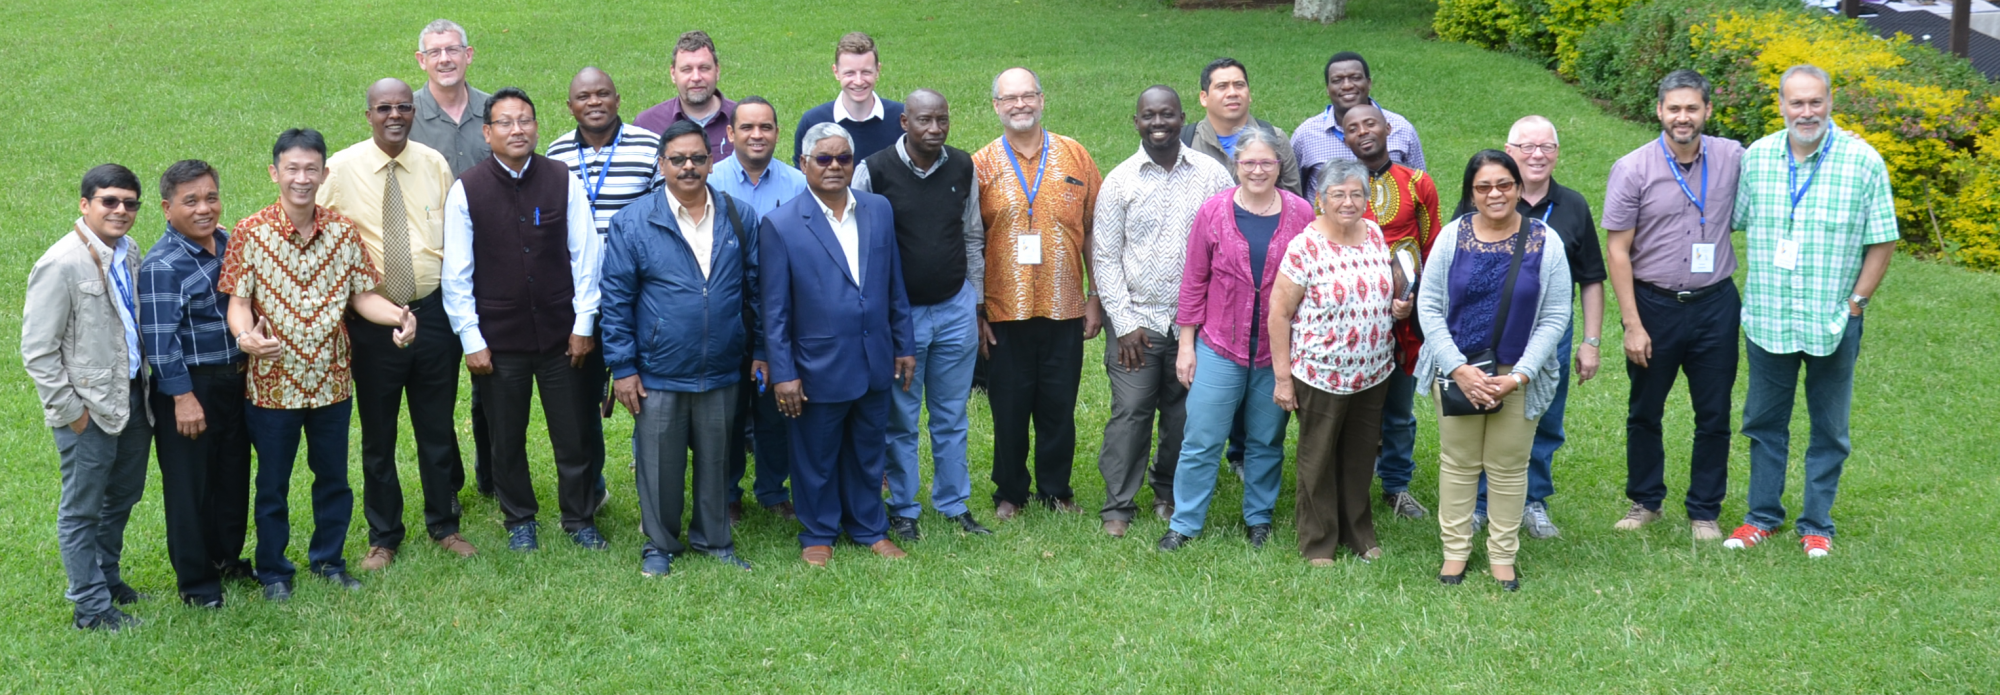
[669,188,717,279]
[834,92,885,123]
[815,192,862,285]
[441,156,603,354]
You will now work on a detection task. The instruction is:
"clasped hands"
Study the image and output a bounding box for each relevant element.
[1451,364,1522,410]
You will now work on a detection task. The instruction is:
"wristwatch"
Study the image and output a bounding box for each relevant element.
[1849,294,1870,309]
[1582,336,1602,348]
[1510,372,1528,387]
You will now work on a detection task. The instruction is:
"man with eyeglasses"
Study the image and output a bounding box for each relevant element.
[545,66,667,520]
[602,119,761,577]
[442,88,606,553]
[794,32,904,164]
[412,19,491,178]
[850,88,995,540]
[318,78,476,571]
[24,163,153,629]
[1292,51,1426,196]
[1182,57,1301,197]
[973,67,1105,520]
[635,31,737,161]
[1452,115,1606,539]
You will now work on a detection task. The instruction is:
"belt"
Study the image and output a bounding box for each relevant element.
[1638,278,1732,304]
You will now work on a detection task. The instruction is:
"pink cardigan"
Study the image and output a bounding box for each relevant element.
[1175,187,1316,368]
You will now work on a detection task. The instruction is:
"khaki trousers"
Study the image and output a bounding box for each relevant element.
[1435,367,1539,564]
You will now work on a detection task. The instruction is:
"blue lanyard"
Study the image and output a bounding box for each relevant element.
[108,244,136,319]
[1538,203,1554,223]
[1002,130,1049,220]
[584,129,623,206]
[1786,134,1829,218]
[1657,135,1708,227]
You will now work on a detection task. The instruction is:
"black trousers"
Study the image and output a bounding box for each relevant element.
[475,348,598,531]
[349,292,464,549]
[987,317,1083,506]
[1626,279,1740,521]
[149,364,251,601]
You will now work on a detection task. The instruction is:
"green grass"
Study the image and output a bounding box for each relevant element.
[3,0,1998,691]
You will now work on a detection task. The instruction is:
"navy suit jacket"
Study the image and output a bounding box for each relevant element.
[760,189,913,403]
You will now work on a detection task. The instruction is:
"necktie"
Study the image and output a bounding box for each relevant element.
[380,160,417,304]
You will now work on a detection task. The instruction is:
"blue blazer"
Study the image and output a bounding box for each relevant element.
[600,185,761,393]
[760,189,913,403]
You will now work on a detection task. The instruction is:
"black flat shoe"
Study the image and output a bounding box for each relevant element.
[1497,577,1521,592]
[1438,572,1465,585]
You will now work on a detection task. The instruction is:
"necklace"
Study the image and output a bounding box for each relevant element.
[1237,188,1280,216]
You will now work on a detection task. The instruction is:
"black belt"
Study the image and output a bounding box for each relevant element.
[1638,278,1732,304]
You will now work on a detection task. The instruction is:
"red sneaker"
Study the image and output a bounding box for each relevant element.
[1721,524,1769,549]
[1801,534,1832,558]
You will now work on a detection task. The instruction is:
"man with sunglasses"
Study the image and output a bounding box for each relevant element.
[602,120,760,576]
[24,163,153,630]
[442,88,605,553]
[319,78,475,571]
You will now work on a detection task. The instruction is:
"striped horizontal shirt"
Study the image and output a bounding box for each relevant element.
[139,226,242,396]
[545,121,666,236]
[1291,100,1426,196]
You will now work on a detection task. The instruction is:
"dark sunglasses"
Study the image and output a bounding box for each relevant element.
[810,153,854,167]
[373,103,416,115]
[93,196,142,212]
[665,154,711,168]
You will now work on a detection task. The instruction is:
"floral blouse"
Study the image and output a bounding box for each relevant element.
[1278,219,1396,394]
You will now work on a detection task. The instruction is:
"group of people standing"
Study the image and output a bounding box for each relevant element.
[24,18,1897,632]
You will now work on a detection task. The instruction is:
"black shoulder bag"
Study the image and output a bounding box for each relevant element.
[1437,216,1529,417]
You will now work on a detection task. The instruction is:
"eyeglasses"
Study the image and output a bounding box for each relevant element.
[665,154,712,168]
[810,153,855,167]
[1508,143,1558,155]
[420,45,468,59]
[1321,191,1368,203]
[1473,180,1518,196]
[993,92,1043,107]
[489,118,535,132]
[1237,159,1280,172]
[92,196,142,211]
[373,103,416,115]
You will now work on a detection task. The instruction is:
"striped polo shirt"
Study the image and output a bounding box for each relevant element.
[545,121,666,235]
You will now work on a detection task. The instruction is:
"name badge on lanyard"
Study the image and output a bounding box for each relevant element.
[1016,234,1043,265]
[585,130,623,207]
[1779,135,1828,273]
[1005,131,1050,267]
[1658,135,1711,274]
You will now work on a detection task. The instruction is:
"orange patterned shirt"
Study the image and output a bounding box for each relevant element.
[973,131,1101,322]
[217,203,380,409]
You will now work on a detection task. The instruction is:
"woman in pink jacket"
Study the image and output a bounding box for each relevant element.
[1158,128,1315,552]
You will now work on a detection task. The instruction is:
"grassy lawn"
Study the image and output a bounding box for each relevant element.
[3,0,1997,691]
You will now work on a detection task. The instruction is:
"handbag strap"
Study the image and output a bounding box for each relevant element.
[1485,215,1531,355]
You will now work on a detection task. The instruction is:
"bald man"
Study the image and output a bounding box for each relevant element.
[319,78,477,569]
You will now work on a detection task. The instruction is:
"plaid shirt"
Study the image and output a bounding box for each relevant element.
[1291,100,1426,196]
[139,225,241,396]
[1735,129,1898,356]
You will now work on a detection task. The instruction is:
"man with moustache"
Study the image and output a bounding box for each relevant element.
[1725,65,1896,558]
[546,66,667,517]
[795,32,905,163]
[1453,114,1607,538]
[411,19,491,177]
[24,164,153,628]
[1602,70,1745,541]
[973,67,1105,520]
[1093,86,1234,537]
[761,122,917,567]
[851,88,996,540]
[442,88,606,553]
[140,160,254,607]
[319,79,476,570]
[636,31,737,161]
[220,129,418,601]
[1292,51,1427,195]
[1181,58,1301,196]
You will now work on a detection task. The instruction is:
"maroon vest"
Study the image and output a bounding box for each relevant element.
[461,154,577,354]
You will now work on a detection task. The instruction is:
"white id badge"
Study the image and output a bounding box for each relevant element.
[1774,238,1800,271]
[1017,233,1043,265]
[1690,243,1716,274]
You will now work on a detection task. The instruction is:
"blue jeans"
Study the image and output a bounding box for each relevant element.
[247,399,354,585]
[1742,317,1863,538]
[887,282,979,519]
[1171,340,1286,537]
[1478,322,1570,513]
[1373,370,1418,494]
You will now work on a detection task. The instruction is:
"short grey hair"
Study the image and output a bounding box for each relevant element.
[1507,115,1559,146]
[1316,159,1370,199]
[1231,126,1284,162]
[1656,69,1712,104]
[1781,64,1832,94]
[991,67,1043,100]
[419,19,469,51]
[800,122,856,158]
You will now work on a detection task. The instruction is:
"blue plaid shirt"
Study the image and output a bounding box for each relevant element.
[139,225,242,395]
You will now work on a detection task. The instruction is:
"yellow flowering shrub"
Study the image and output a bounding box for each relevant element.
[1547,0,1643,78]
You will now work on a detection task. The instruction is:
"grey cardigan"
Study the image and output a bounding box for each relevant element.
[1413,215,1573,420]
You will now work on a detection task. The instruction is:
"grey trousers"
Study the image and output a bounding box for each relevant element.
[54,381,150,615]
[1096,327,1186,521]
[633,383,738,556]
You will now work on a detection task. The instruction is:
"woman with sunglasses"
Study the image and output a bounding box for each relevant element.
[1412,150,1571,591]
[1159,127,1314,552]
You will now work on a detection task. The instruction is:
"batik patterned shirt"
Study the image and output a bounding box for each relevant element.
[216,203,380,409]
[973,131,1101,323]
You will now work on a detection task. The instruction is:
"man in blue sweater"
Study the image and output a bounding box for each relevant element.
[794,32,904,165]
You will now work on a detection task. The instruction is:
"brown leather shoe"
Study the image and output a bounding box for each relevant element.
[994,500,1022,521]
[802,545,833,567]
[435,533,478,558]
[1052,497,1086,514]
[764,500,797,522]
[1103,519,1130,538]
[869,539,907,559]
[358,546,396,571]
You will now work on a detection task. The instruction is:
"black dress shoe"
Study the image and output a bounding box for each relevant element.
[1246,524,1273,549]
[263,581,294,602]
[216,560,257,583]
[1157,530,1194,552]
[1438,572,1466,586]
[889,516,922,542]
[1498,578,1521,592]
[948,512,993,536]
[182,594,224,609]
[321,571,363,591]
[108,582,149,606]
[708,550,753,571]
[74,607,140,631]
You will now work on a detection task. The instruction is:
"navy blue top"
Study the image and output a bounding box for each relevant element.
[1445,216,1548,365]
[138,225,243,396]
[1234,204,1280,355]
[793,98,906,165]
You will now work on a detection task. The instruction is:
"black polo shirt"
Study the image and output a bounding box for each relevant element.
[1454,178,1607,287]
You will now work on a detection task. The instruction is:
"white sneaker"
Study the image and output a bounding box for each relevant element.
[1523,502,1561,539]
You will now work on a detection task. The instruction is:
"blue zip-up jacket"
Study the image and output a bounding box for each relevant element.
[601,185,762,392]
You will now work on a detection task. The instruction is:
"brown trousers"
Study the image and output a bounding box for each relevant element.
[1292,376,1388,560]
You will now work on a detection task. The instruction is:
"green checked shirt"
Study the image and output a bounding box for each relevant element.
[1734,129,1898,356]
